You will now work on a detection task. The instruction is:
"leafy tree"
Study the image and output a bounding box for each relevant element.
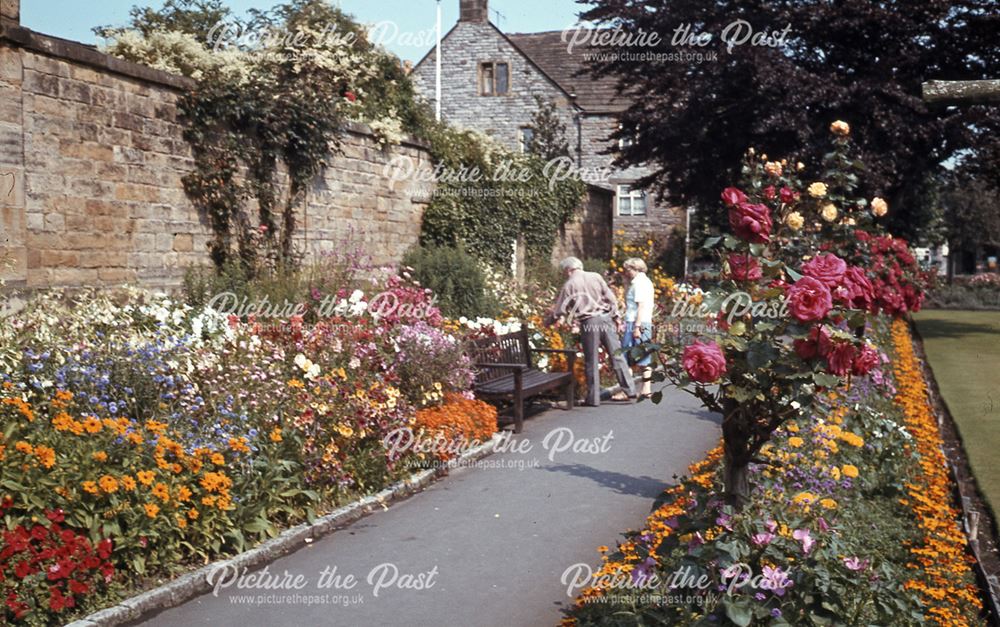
[940,168,1000,278]
[94,0,231,45]
[579,0,1000,243]
[527,96,571,162]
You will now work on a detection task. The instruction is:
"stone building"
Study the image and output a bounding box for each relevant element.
[410,0,685,248]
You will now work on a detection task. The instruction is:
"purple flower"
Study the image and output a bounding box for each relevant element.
[752,532,776,547]
[765,519,778,533]
[771,608,783,618]
[716,513,734,531]
[843,556,870,571]
[792,528,814,554]
[761,565,792,596]
[817,517,830,532]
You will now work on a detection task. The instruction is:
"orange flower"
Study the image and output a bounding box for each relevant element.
[152,483,170,502]
[93,451,108,463]
[143,503,160,518]
[270,428,283,443]
[98,475,119,494]
[121,475,137,491]
[34,445,55,469]
[137,470,155,486]
[82,481,99,495]
[82,417,102,434]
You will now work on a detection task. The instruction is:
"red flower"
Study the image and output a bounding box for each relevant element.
[14,560,33,579]
[726,254,762,281]
[345,90,357,102]
[69,579,90,595]
[836,266,875,311]
[779,187,799,204]
[97,538,113,560]
[30,525,48,541]
[802,254,847,288]
[852,344,879,375]
[728,202,773,243]
[721,187,747,207]
[826,342,857,376]
[786,277,833,322]
[763,185,776,200]
[682,340,727,383]
[794,325,832,360]
[46,509,65,523]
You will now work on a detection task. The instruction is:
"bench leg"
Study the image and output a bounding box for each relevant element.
[514,371,524,433]
[564,379,575,410]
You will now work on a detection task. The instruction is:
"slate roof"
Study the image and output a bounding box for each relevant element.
[505,30,629,114]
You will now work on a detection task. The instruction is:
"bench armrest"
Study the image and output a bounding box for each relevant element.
[532,348,576,356]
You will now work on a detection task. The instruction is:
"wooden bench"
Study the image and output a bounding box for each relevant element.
[470,328,576,433]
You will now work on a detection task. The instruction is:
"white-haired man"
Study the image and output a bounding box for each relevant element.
[544,257,637,406]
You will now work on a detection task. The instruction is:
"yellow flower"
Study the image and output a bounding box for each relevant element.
[15,441,33,455]
[270,428,283,443]
[201,495,217,507]
[765,161,783,177]
[34,445,55,469]
[808,182,828,198]
[830,120,850,136]
[144,503,160,518]
[211,453,225,466]
[788,437,804,448]
[187,508,200,520]
[785,212,804,230]
[137,470,155,486]
[93,451,108,463]
[821,203,838,222]
[152,483,170,502]
[229,437,250,454]
[831,466,842,481]
[792,491,818,506]
[98,475,119,493]
[83,417,103,434]
[176,516,188,529]
[288,378,305,389]
[126,432,143,445]
[177,486,192,502]
[871,197,888,217]
[842,464,859,478]
[820,498,838,509]
[121,475,137,491]
[82,481,99,495]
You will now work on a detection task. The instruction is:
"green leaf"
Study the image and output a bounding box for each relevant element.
[723,598,753,627]
[813,372,841,387]
[785,266,803,282]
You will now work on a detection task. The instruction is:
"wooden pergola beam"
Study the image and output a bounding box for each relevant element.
[922,80,1000,106]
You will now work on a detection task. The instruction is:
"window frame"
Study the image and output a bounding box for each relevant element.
[518,126,534,153]
[616,185,647,217]
[479,61,511,96]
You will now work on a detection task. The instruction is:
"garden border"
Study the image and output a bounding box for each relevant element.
[909,319,1000,625]
[62,433,505,627]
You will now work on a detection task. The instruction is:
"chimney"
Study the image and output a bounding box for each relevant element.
[0,0,18,25]
[459,0,488,23]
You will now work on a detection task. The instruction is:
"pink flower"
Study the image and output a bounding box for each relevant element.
[763,185,776,200]
[826,342,857,376]
[721,187,747,207]
[682,340,727,383]
[752,532,776,547]
[761,565,793,596]
[792,528,815,554]
[802,254,847,288]
[729,202,773,243]
[852,343,879,375]
[786,277,833,322]
[727,254,762,281]
[843,557,870,571]
[836,266,875,311]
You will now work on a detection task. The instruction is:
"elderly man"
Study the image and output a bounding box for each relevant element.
[544,257,637,406]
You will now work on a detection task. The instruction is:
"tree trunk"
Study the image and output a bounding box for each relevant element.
[721,398,753,510]
[922,80,1000,106]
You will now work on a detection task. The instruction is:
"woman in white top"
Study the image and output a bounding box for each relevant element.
[621,258,655,399]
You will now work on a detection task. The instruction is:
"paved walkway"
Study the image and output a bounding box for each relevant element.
[141,386,721,627]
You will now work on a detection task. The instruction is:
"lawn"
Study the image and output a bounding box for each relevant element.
[914,309,1000,516]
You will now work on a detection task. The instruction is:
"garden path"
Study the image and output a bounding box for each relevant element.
[141,385,721,627]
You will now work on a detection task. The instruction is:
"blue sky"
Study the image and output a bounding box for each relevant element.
[23,0,589,62]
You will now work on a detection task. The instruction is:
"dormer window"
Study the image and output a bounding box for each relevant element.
[480,62,510,95]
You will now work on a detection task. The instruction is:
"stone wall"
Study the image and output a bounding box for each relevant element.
[0,22,434,289]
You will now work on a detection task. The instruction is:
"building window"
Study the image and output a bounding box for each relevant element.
[518,127,534,153]
[617,185,647,216]
[480,62,510,96]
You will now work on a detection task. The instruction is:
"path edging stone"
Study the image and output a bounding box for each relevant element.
[64,433,504,627]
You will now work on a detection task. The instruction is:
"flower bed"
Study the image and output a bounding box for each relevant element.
[0,279,495,624]
[563,320,983,626]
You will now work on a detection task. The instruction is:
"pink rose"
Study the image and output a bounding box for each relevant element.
[763,185,777,200]
[852,344,879,375]
[682,340,727,383]
[721,187,747,207]
[826,342,856,376]
[779,187,799,204]
[786,277,833,322]
[793,325,832,360]
[802,254,847,288]
[836,266,875,311]
[729,202,773,243]
[727,254,762,281]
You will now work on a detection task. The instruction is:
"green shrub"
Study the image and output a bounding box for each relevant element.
[402,245,497,319]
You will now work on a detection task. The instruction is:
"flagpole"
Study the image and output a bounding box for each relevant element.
[435,0,442,121]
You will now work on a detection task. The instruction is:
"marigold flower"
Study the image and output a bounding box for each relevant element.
[788,437,804,448]
[270,428,283,443]
[121,475,137,491]
[93,451,108,463]
[98,475,119,493]
[137,470,155,486]
[82,481,99,495]
[188,508,200,520]
[82,417,102,433]
[144,503,160,518]
[15,441,33,455]
[211,453,225,466]
[152,483,170,502]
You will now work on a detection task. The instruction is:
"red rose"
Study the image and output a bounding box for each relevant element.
[786,277,833,322]
[836,266,875,311]
[793,325,832,360]
[802,254,847,288]
[779,187,799,204]
[826,342,856,376]
[729,202,773,243]
[726,254,762,281]
[852,344,879,375]
[763,185,777,200]
[345,91,357,102]
[721,187,747,207]
[682,340,727,383]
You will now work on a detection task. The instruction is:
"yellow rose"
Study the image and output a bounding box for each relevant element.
[821,203,838,222]
[871,197,888,217]
[796,162,805,171]
[808,182,828,198]
[765,161,783,177]
[785,211,804,230]
[830,120,850,136]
